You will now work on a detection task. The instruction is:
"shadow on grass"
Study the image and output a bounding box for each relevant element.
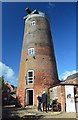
[2,115,43,120]
[2,105,43,120]
[22,115,43,120]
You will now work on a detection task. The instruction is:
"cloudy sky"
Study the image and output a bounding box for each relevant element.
[1,2,77,86]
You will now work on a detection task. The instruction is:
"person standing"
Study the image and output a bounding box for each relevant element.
[42,91,47,112]
[36,95,42,112]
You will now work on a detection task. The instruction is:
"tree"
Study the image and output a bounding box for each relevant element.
[47,88,50,104]
[2,76,9,93]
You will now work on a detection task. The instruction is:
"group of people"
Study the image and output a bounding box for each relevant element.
[36,91,47,112]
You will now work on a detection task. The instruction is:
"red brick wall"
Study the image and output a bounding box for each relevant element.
[50,85,65,112]
[59,86,65,112]
[17,14,59,107]
[64,78,77,84]
[50,79,78,112]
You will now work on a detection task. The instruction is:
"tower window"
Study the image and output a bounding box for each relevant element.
[28,48,35,56]
[27,70,34,85]
[30,21,36,26]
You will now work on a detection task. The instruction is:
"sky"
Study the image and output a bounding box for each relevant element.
[1,2,77,86]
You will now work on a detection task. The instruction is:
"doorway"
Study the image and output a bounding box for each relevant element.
[26,89,33,105]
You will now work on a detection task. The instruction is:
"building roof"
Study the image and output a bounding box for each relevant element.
[60,72,78,85]
[24,8,49,22]
[66,72,78,80]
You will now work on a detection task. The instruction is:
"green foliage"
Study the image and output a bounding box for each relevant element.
[0,77,1,80]
[47,88,50,104]
[1,76,10,94]
[10,90,16,94]
[0,77,2,84]
[0,77,2,91]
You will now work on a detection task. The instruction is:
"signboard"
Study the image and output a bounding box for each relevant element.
[65,85,76,112]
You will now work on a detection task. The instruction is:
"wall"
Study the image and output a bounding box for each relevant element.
[17,12,59,107]
[49,78,78,112]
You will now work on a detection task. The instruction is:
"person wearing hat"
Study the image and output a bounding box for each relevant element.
[42,91,47,112]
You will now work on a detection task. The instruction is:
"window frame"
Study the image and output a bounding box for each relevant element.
[27,70,34,85]
[28,48,35,56]
[30,21,36,26]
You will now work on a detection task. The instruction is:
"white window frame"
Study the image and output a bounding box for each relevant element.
[27,70,34,85]
[28,48,35,56]
[30,21,36,26]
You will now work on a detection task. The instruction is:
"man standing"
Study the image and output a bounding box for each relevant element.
[36,95,42,112]
[42,91,47,112]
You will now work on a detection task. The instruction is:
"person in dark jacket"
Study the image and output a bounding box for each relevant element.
[42,91,47,112]
[36,95,42,112]
[47,99,52,111]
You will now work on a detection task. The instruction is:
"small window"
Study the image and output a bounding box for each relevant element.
[53,86,58,98]
[28,48,35,56]
[30,21,36,26]
[28,71,32,77]
[26,70,34,85]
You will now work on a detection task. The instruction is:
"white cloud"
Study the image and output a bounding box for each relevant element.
[45,2,55,9]
[0,62,17,85]
[60,70,78,80]
[48,2,55,8]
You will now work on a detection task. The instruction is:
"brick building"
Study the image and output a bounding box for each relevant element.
[49,73,78,112]
[17,9,59,107]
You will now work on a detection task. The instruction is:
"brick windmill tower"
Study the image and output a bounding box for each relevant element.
[17,8,59,107]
